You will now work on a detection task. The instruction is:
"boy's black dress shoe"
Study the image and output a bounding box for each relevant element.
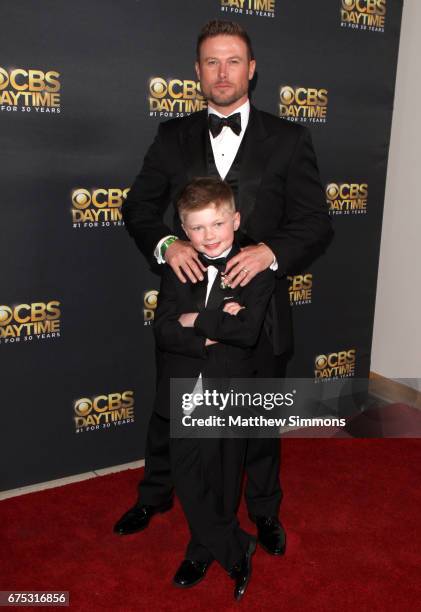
[249,515,286,555]
[113,501,173,535]
[229,538,256,601]
[173,560,211,588]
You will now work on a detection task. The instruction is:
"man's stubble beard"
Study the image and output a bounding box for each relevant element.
[202,84,248,109]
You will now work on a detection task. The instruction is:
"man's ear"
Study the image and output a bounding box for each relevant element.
[248,59,256,81]
[195,61,200,82]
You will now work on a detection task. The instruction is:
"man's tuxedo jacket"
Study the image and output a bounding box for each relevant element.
[153,250,275,418]
[123,105,332,355]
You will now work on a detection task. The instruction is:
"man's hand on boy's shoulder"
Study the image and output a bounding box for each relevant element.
[165,239,206,284]
[223,243,276,288]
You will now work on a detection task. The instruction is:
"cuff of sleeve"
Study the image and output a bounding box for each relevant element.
[261,239,289,277]
[258,242,278,271]
[154,235,175,264]
[194,311,216,339]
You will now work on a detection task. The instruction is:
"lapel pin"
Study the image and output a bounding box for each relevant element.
[220,274,230,290]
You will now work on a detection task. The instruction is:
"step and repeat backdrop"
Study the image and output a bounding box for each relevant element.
[1,0,403,490]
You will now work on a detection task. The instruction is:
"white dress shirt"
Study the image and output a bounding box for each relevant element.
[183,246,232,415]
[202,245,232,305]
[207,98,250,179]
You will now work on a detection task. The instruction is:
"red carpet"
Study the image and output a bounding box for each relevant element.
[2,439,421,611]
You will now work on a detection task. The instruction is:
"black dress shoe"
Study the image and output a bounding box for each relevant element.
[229,538,256,601]
[173,560,211,588]
[250,515,286,555]
[113,501,172,535]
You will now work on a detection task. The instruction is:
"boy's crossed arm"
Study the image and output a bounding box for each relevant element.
[154,266,275,356]
[179,301,244,346]
[182,269,275,350]
[153,269,208,358]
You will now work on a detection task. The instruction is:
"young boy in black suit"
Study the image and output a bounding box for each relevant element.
[153,177,274,601]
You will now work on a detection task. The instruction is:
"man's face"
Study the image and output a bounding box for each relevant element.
[195,35,256,111]
[182,203,240,258]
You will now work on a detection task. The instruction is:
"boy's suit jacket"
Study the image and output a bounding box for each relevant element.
[123,105,332,356]
[153,244,275,418]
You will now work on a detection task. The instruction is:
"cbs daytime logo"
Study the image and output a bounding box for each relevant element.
[315,349,356,381]
[340,0,386,33]
[326,183,368,216]
[71,188,128,229]
[288,274,312,306]
[0,301,61,345]
[74,390,135,433]
[279,86,328,124]
[0,67,61,114]
[148,77,206,118]
[220,0,275,18]
[144,290,159,326]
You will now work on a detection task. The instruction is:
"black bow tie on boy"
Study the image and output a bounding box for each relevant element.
[208,112,242,138]
[198,252,228,272]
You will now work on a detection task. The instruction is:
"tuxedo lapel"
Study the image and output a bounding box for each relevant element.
[204,244,242,310]
[206,272,227,310]
[181,110,208,180]
[190,276,208,312]
[190,245,240,312]
[237,106,277,228]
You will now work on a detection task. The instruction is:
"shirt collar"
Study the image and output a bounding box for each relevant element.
[207,99,250,134]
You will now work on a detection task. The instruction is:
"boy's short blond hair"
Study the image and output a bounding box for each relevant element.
[177,177,235,223]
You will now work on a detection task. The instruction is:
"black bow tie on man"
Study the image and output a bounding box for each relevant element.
[208,112,242,138]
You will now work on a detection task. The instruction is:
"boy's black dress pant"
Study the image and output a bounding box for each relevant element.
[170,435,251,571]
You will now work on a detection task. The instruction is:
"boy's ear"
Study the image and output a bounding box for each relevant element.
[181,222,189,239]
[233,211,240,231]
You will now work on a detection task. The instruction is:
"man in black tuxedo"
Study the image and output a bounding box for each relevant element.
[116,19,332,569]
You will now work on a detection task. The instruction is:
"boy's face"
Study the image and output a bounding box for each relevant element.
[182,203,240,258]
